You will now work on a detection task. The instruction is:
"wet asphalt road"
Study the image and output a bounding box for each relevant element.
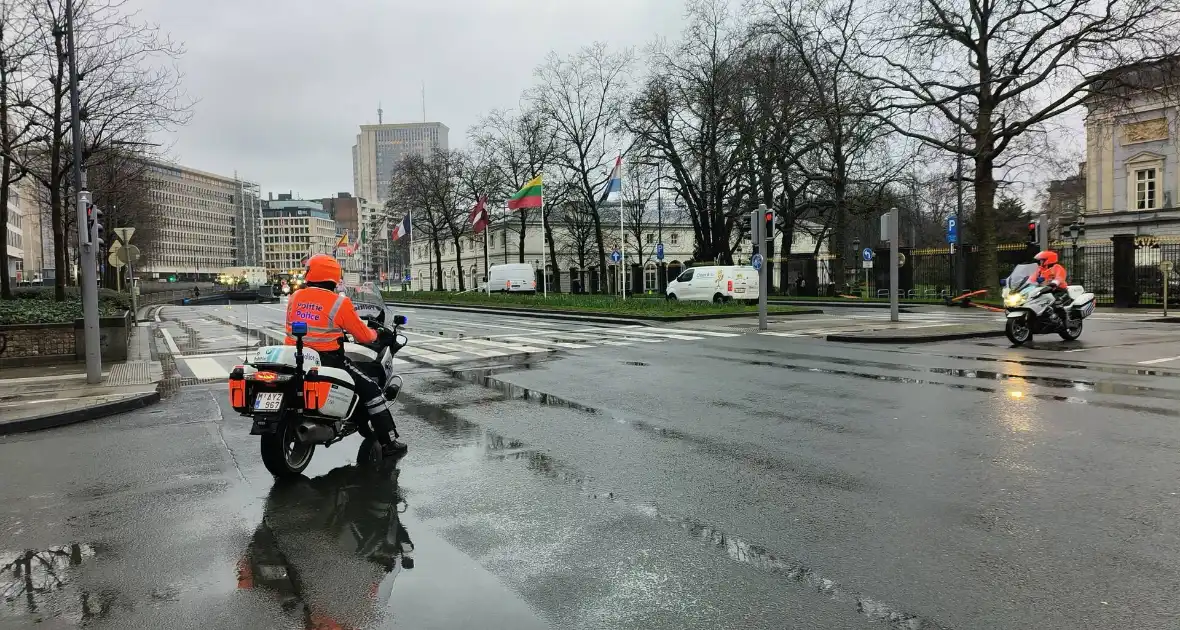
[3,305,1180,629]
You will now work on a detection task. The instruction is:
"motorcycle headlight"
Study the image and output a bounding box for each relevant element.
[1005,292,1026,307]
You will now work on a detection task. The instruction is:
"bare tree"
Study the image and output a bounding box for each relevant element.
[18,0,189,300]
[0,0,37,298]
[533,43,633,290]
[619,161,659,275]
[857,0,1180,291]
[387,154,447,290]
[85,147,157,288]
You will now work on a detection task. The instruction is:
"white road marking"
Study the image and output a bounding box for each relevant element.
[160,328,182,355]
[598,328,702,341]
[397,346,460,363]
[1138,356,1180,365]
[757,331,804,337]
[637,326,741,338]
[179,350,255,360]
[501,335,593,349]
[424,342,509,358]
[463,338,553,354]
[185,357,230,380]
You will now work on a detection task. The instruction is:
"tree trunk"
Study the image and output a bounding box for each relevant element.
[517,210,527,264]
[432,236,443,291]
[779,225,793,295]
[453,236,465,292]
[590,208,607,294]
[0,156,11,299]
[545,218,560,293]
[974,154,998,294]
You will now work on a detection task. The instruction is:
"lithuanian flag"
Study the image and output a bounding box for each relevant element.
[507,174,543,210]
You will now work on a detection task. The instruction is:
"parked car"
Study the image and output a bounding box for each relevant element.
[487,263,537,294]
[666,266,759,303]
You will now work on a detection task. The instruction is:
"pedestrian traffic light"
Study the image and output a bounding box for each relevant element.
[86,203,104,249]
[764,210,774,241]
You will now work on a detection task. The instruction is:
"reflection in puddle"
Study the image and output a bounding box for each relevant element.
[0,543,114,625]
[740,349,1180,400]
[715,356,1180,418]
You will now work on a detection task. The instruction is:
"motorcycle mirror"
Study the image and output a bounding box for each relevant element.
[395,334,408,347]
[393,315,408,326]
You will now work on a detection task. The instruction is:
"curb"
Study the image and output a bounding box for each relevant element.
[0,391,161,436]
[825,329,1006,344]
[384,301,822,324]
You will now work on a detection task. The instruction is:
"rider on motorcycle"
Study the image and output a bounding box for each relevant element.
[1034,250,1069,320]
[285,254,407,457]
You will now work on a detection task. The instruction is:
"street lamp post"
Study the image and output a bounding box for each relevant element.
[66,0,101,384]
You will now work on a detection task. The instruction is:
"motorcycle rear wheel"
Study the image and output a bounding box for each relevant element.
[260,418,314,478]
[1005,318,1032,346]
[1059,318,1083,341]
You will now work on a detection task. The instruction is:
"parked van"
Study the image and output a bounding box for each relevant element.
[487,263,537,293]
[666,266,759,303]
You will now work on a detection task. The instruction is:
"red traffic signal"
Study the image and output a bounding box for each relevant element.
[764,211,774,222]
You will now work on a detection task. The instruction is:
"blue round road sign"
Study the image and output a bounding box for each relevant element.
[751,253,764,271]
[611,249,622,263]
[656,243,665,261]
[861,247,874,262]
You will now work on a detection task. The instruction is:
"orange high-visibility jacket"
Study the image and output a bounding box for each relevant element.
[284,287,377,351]
[1037,263,1067,288]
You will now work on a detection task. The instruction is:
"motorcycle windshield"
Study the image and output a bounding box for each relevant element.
[1007,264,1040,292]
[345,283,391,324]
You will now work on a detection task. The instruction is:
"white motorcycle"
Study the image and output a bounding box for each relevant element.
[228,304,408,478]
[1002,263,1096,346]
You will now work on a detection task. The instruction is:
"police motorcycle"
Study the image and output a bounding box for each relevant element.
[235,440,414,629]
[228,285,409,477]
[1002,263,1096,346]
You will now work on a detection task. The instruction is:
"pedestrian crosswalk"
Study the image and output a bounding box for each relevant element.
[171,324,743,382]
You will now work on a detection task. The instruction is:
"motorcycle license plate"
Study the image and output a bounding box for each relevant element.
[254,392,284,411]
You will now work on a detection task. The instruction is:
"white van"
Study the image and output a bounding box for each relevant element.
[487,263,537,293]
[666,266,759,303]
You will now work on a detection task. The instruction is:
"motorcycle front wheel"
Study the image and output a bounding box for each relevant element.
[1005,317,1032,346]
[260,416,315,478]
[1059,317,1083,341]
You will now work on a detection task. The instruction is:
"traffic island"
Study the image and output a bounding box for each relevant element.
[825,323,1004,344]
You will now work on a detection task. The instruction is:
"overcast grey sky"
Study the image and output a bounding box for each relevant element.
[126,0,688,198]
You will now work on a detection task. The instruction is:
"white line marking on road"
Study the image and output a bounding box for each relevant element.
[1061,348,1088,353]
[1137,355,1180,365]
[599,340,634,346]
[599,328,703,341]
[397,346,460,363]
[639,326,742,337]
[422,342,509,358]
[896,323,958,330]
[757,331,804,337]
[180,350,255,360]
[185,357,230,380]
[501,336,593,349]
[160,328,181,355]
[463,338,553,354]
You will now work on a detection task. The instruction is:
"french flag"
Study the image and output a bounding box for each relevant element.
[390,213,411,241]
[598,156,622,204]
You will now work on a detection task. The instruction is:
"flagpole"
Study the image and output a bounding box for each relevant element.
[620,153,626,300]
[408,209,413,291]
[484,213,490,295]
[541,170,547,298]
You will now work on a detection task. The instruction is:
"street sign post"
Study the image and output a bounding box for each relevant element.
[751,253,764,271]
[946,217,958,244]
[610,249,622,263]
[656,243,665,261]
[753,205,769,330]
[889,207,899,321]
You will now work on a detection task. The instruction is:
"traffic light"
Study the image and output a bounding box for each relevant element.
[1027,220,1038,245]
[764,210,774,242]
[86,203,104,249]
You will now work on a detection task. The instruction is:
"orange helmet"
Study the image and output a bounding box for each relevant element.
[305,254,342,284]
[1034,251,1058,266]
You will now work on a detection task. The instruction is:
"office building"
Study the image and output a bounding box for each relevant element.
[4,189,21,283]
[261,195,337,276]
[352,121,448,204]
[139,160,261,280]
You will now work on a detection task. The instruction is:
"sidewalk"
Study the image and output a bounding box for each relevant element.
[0,324,163,435]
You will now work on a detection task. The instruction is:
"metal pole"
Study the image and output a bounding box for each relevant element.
[67,0,101,384]
[620,156,626,300]
[955,97,965,294]
[1164,267,1169,318]
[889,207,900,322]
[756,205,768,331]
[656,163,663,287]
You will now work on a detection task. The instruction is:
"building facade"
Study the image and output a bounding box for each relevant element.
[261,197,337,277]
[1084,59,1180,240]
[352,122,449,204]
[139,160,261,280]
[4,189,21,283]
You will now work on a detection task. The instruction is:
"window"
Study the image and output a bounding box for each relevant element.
[677,269,694,282]
[1136,168,1157,209]
[669,233,680,245]
[645,233,654,244]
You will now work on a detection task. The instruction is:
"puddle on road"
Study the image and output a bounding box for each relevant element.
[0,543,115,625]
[742,349,1180,401]
[938,352,1180,378]
[714,356,1180,418]
[396,386,941,629]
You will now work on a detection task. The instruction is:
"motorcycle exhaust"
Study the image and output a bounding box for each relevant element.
[296,421,336,444]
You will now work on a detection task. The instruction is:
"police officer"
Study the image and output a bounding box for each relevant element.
[285,254,406,457]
